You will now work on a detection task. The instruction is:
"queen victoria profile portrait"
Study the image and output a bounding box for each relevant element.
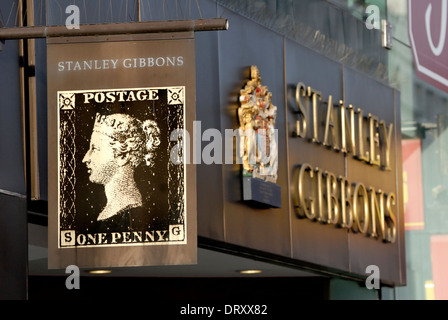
[81,112,161,231]
[57,87,186,249]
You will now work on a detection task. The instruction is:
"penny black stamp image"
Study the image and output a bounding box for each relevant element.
[57,87,186,248]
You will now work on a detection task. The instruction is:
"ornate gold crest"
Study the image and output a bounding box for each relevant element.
[238,66,278,183]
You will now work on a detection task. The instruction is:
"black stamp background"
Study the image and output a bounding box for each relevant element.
[59,88,185,241]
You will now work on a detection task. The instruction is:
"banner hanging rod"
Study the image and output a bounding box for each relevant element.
[0,18,228,40]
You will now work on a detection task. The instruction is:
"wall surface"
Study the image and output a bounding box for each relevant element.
[0,0,28,300]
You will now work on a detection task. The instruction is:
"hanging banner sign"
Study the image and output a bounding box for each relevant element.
[409,0,448,92]
[47,33,196,269]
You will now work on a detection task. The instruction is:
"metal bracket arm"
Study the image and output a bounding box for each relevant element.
[0,18,228,40]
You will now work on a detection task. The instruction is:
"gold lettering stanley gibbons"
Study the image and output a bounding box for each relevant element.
[291,163,397,243]
[294,82,393,169]
[291,82,397,243]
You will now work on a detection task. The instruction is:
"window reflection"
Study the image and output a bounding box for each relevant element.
[389,0,448,301]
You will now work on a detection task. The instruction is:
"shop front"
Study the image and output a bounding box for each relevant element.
[0,0,410,303]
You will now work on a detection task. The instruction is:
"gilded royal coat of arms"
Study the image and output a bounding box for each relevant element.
[238,66,278,184]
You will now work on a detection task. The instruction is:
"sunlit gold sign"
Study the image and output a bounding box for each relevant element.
[291,82,397,243]
[291,163,397,243]
[294,82,393,170]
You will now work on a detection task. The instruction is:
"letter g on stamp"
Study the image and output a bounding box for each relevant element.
[169,224,184,241]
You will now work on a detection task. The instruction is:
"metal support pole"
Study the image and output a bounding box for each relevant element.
[0,18,228,40]
[25,0,40,201]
